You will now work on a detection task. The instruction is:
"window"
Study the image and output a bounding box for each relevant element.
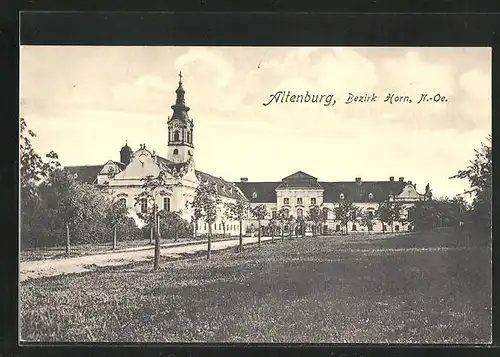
[368,193,374,200]
[219,224,222,230]
[311,197,316,205]
[252,191,258,199]
[368,223,373,231]
[297,197,303,205]
[204,223,207,230]
[284,208,290,218]
[173,130,180,141]
[119,198,126,206]
[163,197,170,211]
[395,225,400,232]
[283,197,289,205]
[368,211,374,219]
[297,208,303,218]
[140,198,147,213]
[335,224,341,232]
[340,193,345,200]
[173,148,179,155]
[351,211,357,220]
[352,224,357,231]
[322,207,329,219]
[382,224,387,232]
[272,210,277,219]
[196,222,199,230]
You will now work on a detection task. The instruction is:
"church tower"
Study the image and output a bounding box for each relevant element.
[167,72,194,164]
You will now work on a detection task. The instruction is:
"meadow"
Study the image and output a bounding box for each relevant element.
[20,228,491,343]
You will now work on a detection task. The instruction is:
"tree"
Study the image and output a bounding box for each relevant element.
[268,215,277,243]
[377,202,391,233]
[408,196,470,231]
[187,182,221,259]
[307,205,322,237]
[224,197,250,252]
[250,204,268,247]
[107,199,128,249]
[276,208,288,242]
[334,199,357,234]
[451,135,492,232]
[296,214,306,238]
[359,211,375,234]
[389,202,404,232]
[288,215,296,239]
[134,172,177,270]
[158,210,191,242]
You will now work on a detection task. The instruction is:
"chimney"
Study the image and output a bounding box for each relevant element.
[240,177,248,182]
[355,177,361,184]
[389,176,394,182]
[399,176,404,182]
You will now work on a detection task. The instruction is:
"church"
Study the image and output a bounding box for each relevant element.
[65,73,430,236]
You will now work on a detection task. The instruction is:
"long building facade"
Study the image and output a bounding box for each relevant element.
[66,74,431,236]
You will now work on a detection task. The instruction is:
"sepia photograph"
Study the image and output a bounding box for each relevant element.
[19,46,492,343]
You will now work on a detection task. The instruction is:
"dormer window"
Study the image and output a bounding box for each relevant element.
[340,193,345,200]
[252,191,258,199]
[229,187,233,193]
[221,185,226,192]
[368,193,374,200]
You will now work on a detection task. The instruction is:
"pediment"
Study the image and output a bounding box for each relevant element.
[282,171,317,182]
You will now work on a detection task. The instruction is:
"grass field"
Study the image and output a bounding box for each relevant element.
[19,228,491,343]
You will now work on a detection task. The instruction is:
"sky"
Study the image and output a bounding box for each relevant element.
[20,46,491,199]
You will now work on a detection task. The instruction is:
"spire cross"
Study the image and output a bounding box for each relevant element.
[178,71,183,83]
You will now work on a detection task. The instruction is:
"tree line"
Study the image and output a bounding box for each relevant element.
[20,116,491,269]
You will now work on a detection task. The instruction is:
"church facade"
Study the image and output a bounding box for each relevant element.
[65,74,430,236]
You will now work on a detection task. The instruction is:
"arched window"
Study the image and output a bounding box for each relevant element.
[252,191,258,199]
[173,148,179,155]
[297,208,303,218]
[140,198,147,213]
[119,198,126,206]
[368,192,374,200]
[173,130,180,141]
[163,197,170,211]
[340,193,345,200]
[284,208,290,218]
[190,129,193,143]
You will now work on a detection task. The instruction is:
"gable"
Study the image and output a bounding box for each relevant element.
[277,171,322,189]
[113,148,161,180]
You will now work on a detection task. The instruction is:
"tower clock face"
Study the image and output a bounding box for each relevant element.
[139,154,146,163]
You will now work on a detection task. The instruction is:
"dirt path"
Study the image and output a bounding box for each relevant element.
[20,236,274,281]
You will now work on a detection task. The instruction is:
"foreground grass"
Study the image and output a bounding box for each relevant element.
[20,229,491,343]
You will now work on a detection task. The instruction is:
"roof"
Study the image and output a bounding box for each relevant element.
[64,165,102,184]
[320,181,406,203]
[234,182,280,203]
[277,171,323,189]
[235,178,408,204]
[195,170,247,200]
